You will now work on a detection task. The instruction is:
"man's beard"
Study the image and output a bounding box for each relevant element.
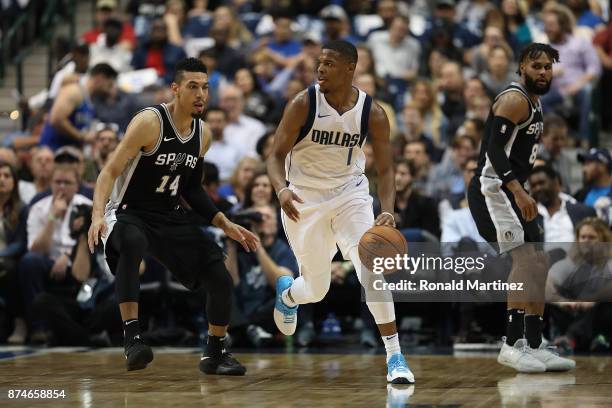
[191,111,206,120]
[524,74,551,95]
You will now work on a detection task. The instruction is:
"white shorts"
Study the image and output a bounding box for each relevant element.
[281,175,373,277]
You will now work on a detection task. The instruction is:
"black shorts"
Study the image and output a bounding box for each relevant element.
[467,175,543,254]
[104,207,225,291]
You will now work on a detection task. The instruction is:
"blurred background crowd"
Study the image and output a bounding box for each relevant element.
[0,0,611,354]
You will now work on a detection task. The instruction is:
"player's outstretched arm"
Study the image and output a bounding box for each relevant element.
[87,110,160,252]
[490,92,538,221]
[266,90,309,222]
[369,102,395,227]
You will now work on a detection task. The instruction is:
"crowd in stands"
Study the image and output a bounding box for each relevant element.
[0,0,611,352]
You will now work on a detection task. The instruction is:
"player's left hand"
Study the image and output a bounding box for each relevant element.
[374,211,396,227]
[224,222,259,252]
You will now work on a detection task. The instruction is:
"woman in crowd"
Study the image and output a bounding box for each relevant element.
[218,156,262,206]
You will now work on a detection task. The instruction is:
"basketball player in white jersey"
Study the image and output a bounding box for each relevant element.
[267,40,414,384]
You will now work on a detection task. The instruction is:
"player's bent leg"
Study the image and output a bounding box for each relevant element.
[197,260,246,376]
[107,222,154,372]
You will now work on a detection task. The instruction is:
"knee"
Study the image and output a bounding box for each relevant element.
[205,263,233,297]
[115,223,148,255]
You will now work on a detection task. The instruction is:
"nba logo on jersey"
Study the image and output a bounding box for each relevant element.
[501,124,507,134]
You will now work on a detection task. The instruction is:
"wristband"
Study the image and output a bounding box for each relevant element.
[277,187,291,198]
[381,212,396,225]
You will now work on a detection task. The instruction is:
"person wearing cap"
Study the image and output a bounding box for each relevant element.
[82,0,137,50]
[48,43,90,101]
[39,63,118,151]
[320,5,359,45]
[575,148,612,211]
[419,0,480,50]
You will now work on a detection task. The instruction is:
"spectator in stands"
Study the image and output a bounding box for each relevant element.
[89,17,133,73]
[255,131,275,163]
[541,6,601,143]
[565,0,606,32]
[441,157,487,247]
[219,85,266,158]
[480,44,518,96]
[212,5,253,49]
[319,5,358,45]
[91,83,142,133]
[32,205,119,346]
[427,135,477,207]
[407,79,449,148]
[48,43,90,102]
[226,204,297,346]
[368,0,399,35]
[470,25,508,75]
[529,165,596,244]
[575,148,612,218]
[39,63,118,150]
[204,107,241,182]
[131,18,187,84]
[234,68,274,123]
[83,123,119,187]
[208,23,246,78]
[457,117,485,147]
[456,0,494,38]
[243,172,278,210]
[202,162,232,215]
[218,156,261,205]
[394,159,440,237]
[19,147,54,205]
[0,162,28,343]
[420,0,480,50]
[367,15,421,83]
[19,165,92,342]
[354,73,398,140]
[82,0,136,50]
[198,47,224,106]
[162,0,187,46]
[401,105,444,163]
[463,77,489,118]
[355,44,379,81]
[500,0,533,55]
[538,114,582,193]
[546,217,612,352]
[438,61,467,140]
[403,140,432,192]
[593,19,612,131]
[30,147,94,206]
[265,10,302,66]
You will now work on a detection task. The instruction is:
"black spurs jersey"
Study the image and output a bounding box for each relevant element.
[475,82,544,185]
[107,104,202,212]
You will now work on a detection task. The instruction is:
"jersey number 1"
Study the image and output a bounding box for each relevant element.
[156,175,181,196]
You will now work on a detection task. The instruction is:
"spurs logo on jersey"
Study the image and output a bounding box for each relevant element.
[106,103,202,212]
[475,82,544,185]
[286,85,372,189]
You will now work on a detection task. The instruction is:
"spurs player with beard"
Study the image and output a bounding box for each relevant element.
[468,43,575,372]
[88,58,258,374]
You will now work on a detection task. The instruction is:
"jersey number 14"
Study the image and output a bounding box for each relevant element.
[156,175,181,196]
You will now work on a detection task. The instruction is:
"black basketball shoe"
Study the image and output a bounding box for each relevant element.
[199,352,246,376]
[125,335,154,371]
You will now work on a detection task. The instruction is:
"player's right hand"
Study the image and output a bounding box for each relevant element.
[279,189,304,222]
[88,216,108,253]
[515,189,538,222]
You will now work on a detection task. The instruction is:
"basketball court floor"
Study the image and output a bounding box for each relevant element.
[1,347,611,407]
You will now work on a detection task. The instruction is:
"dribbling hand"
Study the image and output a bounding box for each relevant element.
[279,189,304,222]
[88,216,108,253]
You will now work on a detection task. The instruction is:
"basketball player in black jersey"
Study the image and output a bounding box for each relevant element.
[468,43,574,372]
[87,58,258,374]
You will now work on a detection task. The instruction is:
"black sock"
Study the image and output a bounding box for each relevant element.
[123,319,140,343]
[205,333,226,357]
[524,315,543,348]
[506,309,525,345]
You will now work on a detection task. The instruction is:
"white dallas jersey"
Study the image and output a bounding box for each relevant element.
[285,84,373,189]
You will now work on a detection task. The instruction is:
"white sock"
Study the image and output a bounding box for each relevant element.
[382,333,401,362]
[281,288,297,307]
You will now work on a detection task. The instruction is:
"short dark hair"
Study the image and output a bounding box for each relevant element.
[203,161,219,185]
[174,57,208,83]
[395,158,417,177]
[322,40,358,64]
[205,106,227,119]
[517,43,560,75]
[90,63,118,79]
[530,165,559,181]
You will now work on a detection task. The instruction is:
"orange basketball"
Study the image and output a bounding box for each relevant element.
[358,225,408,274]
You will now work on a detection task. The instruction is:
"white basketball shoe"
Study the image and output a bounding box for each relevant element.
[531,343,576,371]
[497,337,546,373]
